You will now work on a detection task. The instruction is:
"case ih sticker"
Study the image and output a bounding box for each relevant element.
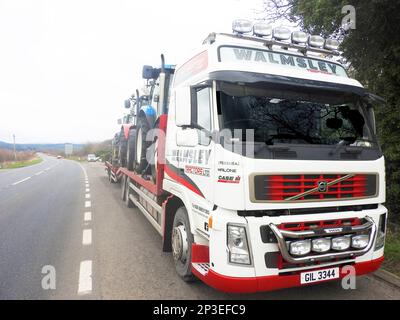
[218,175,241,184]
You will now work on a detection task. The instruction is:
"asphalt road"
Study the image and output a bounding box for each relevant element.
[0,155,399,299]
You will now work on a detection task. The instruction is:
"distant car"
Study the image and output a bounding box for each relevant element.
[87,154,97,162]
[57,155,62,159]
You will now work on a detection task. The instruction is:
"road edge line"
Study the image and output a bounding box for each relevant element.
[374,269,400,288]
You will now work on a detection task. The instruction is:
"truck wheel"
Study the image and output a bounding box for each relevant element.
[172,207,195,282]
[135,117,150,173]
[126,129,137,171]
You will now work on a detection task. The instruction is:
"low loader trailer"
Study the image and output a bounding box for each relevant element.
[105,20,387,293]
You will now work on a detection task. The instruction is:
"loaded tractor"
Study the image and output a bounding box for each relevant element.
[105,20,387,293]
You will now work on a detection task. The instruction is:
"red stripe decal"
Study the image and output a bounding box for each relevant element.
[165,164,204,198]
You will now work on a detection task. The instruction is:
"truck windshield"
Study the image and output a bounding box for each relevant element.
[216,82,377,147]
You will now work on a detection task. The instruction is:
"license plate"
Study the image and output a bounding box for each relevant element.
[300,267,339,284]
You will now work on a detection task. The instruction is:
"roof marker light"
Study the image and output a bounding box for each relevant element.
[253,23,273,37]
[291,31,308,44]
[324,38,340,51]
[308,35,325,48]
[232,19,252,34]
[273,27,291,40]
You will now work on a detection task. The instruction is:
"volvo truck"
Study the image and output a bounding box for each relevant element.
[105,20,387,293]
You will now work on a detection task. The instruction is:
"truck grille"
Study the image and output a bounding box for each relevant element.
[252,173,377,202]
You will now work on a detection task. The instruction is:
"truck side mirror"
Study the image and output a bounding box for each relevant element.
[124,99,131,109]
[143,65,156,80]
[176,128,198,147]
[175,87,192,127]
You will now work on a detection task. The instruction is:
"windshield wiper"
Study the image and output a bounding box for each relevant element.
[329,139,348,156]
[329,137,361,156]
[265,133,322,145]
[265,133,309,145]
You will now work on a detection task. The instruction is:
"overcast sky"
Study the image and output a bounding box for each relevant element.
[0,0,264,144]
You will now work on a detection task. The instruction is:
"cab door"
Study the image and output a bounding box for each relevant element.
[174,84,215,236]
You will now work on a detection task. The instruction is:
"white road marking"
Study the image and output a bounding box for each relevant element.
[44,167,52,171]
[85,188,90,192]
[85,184,90,188]
[82,229,92,245]
[78,260,92,294]
[85,193,90,199]
[85,201,91,208]
[84,212,92,221]
[12,177,31,185]
[35,171,44,176]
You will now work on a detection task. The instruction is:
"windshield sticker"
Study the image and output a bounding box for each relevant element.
[219,46,348,77]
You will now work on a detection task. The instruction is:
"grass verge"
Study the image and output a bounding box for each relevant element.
[383,227,400,277]
[0,157,43,169]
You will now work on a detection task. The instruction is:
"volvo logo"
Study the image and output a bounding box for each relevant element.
[317,181,328,193]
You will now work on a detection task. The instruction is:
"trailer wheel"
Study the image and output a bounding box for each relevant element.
[172,207,195,282]
[121,175,127,200]
[126,129,137,171]
[135,117,150,173]
[108,169,114,183]
[124,176,134,208]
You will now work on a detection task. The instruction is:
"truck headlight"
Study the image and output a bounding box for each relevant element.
[331,236,351,251]
[312,238,331,253]
[227,224,251,265]
[289,239,311,256]
[375,213,387,250]
[351,234,369,249]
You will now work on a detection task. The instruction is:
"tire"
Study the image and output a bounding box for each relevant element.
[172,207,195,282]
[108,168,114,183]
[118,132,127,167]
[126,129,137,171]
[111,133,119,166]
[121,175,127,200]
[135,117,150,173]
[125,177,134,208]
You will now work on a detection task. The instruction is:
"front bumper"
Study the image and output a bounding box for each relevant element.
[192,253,383,293]
[192,204,387,293]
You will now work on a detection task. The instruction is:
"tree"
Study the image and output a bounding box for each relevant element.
[262,0,400,221]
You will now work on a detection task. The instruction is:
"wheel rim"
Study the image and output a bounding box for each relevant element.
[172,225,188,263]
[136,128,142,164]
